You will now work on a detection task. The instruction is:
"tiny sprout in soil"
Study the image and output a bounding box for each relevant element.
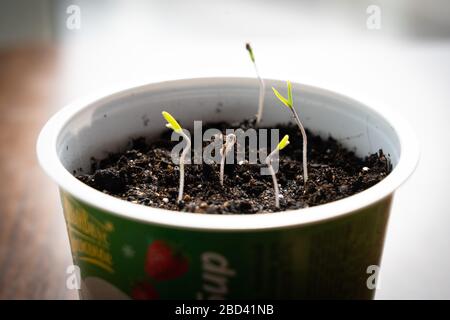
[272,81,308,184]
[220,133,237,186]
[246,42,266,125]
[265,134,290,208]
[162,111,191,203]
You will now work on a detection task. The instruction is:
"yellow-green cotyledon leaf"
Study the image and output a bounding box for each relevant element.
[162,111,182,133]
[277,135,290,151]
[287,81,293,106]
[272,87,292,109]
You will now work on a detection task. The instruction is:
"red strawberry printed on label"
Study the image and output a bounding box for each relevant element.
[145,240,189,281]
[131,282,159,300]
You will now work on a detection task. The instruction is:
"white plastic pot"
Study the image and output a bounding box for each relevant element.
[37,78,419,299]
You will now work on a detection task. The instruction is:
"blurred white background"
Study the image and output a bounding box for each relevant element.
[1,0,449,299]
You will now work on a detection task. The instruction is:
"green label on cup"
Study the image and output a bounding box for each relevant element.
[61,191,391,299]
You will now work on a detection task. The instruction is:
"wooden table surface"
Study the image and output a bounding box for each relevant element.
[0,46,78,299]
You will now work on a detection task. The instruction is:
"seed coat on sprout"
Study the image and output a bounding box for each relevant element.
[245,43,266,125]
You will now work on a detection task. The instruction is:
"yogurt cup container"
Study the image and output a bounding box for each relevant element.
[37,78,419,299]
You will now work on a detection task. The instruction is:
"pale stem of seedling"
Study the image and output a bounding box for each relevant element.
[178,130,191,202]
[220,133,236,186]
[272,81,308,184]
[246,43,265,124]
[162,111,191,203]
[291,107,308,183]
[265,135,290,208]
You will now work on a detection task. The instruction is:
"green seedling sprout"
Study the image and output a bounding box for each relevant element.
[265,135,290,208]
[246,43,266,125]
[220,133,237,186]
[272,81,308,183]
[162,111,191,203]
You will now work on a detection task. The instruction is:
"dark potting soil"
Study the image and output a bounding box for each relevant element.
[76,120,391,214]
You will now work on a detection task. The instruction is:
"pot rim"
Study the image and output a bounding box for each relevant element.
[36,77,419,231]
